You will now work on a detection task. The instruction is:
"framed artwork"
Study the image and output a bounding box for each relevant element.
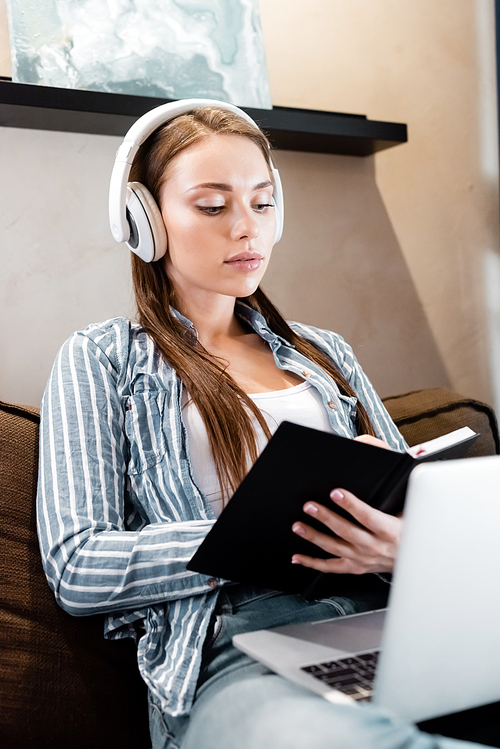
[5,0,272,109]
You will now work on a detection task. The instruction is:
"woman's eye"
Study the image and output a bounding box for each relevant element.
[197,202,274,215]
[198,206,224,214]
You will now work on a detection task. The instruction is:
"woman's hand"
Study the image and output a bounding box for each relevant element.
[291,488,402,575]
[353,434,391,450]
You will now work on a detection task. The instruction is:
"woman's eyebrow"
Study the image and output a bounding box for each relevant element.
[189,180,273,192]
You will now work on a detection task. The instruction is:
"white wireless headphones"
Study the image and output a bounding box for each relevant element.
[109,98,284,263]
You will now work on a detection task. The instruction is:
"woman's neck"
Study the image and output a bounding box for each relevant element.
[175,293,244,349]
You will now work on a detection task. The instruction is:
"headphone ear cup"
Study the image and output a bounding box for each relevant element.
[125,182,167,262]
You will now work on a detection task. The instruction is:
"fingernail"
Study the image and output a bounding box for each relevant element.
[292,523,305,535]
[331,490,344,502]
[303,503,318,515]
[291,556,302,565]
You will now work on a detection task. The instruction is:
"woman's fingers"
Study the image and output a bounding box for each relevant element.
[291,551,369,576]
[353,434,391,450]
[291,518,383,575]
[291,516,352,557]
[291,488,402,575]
[328,489,397,538]
[295,490,392,543]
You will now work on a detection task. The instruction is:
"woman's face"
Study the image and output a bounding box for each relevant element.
[159,133,277,310]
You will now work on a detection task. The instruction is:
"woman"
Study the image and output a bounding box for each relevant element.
[37,102,484,749]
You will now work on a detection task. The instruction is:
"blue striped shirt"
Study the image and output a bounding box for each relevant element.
[36,301,407,716]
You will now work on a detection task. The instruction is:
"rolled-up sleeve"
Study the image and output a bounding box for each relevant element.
[37,329,216,617]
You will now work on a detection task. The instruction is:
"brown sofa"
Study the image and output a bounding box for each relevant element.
[1,388,499,749]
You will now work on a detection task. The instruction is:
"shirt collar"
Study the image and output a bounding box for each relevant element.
[170,307,199,343]
[234,299,295,348]
[169,299,294,349]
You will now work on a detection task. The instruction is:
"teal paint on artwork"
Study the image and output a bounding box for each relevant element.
[174,0,243,65]
[5,0,272,108]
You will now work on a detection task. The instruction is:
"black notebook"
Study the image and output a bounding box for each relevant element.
[187,422,479,599]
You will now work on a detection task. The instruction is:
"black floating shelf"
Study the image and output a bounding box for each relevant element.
[0,79,407,156]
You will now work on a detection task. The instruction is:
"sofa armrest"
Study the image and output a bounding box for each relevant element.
[382,387,499,457]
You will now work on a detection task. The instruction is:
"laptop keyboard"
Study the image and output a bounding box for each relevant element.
[301,650,379,701]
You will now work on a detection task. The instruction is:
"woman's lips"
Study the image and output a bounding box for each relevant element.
[224,253,263,271]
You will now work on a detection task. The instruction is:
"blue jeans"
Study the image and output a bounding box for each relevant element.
[149,583,487,749]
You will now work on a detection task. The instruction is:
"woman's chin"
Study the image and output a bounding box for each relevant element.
[216,274,265,300]
[233,280,263,299]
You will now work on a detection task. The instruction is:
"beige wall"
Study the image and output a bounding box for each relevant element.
[261,0,500,406]
[0,0,498,411]
[259,0,500,408]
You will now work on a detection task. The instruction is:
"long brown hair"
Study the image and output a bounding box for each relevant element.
[130,106,376,502]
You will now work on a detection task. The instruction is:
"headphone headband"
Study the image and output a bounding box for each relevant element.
[109,98,284,260]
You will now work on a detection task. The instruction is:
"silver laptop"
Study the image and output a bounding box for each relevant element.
[233,456,500,724]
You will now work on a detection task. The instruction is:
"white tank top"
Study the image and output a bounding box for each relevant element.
[181,380,335,517]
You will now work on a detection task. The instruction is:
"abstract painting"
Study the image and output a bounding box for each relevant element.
[6,0,272,108]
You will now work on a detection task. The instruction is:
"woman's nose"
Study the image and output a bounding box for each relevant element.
[230,207,260,241]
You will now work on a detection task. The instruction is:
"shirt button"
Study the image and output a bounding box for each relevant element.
[301,370,310,377]
[207,577,218,589]
[327,401,336,409]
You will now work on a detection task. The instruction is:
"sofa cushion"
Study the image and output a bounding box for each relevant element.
[0,400,150,749]
[382,387,499,456]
